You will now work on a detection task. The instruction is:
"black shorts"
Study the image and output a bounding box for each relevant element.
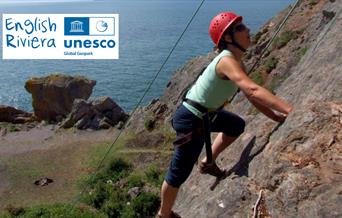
[165,104,245,188]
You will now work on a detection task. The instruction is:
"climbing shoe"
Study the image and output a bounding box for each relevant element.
[199,161,225,177]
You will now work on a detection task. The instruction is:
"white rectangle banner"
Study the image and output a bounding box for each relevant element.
[2,14,119,59]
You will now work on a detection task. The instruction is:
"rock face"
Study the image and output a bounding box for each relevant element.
[173,1,342,217]
[25,74,96,121]
[0,105,35,123]
[125,0,342,217]
[61,97,128,130]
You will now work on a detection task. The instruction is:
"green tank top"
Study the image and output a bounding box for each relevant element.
[183,50,238,118]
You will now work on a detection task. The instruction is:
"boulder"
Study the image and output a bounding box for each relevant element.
[61,97,128,130]
[0,105,35,123]
[25,74,96,121]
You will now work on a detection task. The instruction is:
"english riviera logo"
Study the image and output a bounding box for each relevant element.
[2,14,119,59]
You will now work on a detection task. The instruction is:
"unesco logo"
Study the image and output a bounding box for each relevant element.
[2,14,119,59]
[64,17,115,36]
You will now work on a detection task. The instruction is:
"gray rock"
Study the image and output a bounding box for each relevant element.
[61,97,128,130]
[128,187,141,199]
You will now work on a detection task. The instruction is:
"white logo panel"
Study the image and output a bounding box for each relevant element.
[2,14,119,59]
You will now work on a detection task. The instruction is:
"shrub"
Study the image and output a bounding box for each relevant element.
[250,70,264,86]
[264,57,279,73]
[85,158,132,188]
[8,203,106,218]
[82,183,112,209]
[121,192,160,218]
[101,188,129,218]
[126,173,145,189]
[296,47,308,63]
[4,205,25,216]
[273,30,296,49]
[144,118,155,131]
[145,165,164,187]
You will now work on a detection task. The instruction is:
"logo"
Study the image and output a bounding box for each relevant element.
[96,20,108,32]
[90,17,115,36]
[64,17,89,35]
[2,14,119,59]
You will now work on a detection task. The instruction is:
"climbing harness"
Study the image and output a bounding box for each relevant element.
[184,98,223,163]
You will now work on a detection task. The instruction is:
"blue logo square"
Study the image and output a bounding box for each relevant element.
[64,17,89,35]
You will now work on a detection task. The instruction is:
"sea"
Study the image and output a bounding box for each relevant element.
[0,0,295,112]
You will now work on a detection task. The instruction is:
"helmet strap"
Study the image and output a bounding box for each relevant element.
[226,33,247,53]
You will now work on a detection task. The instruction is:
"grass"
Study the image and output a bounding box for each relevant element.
[145,164,165,187]
[0,144,100,208]
[264,57,279,74]
[79,157,162,218]
[0,123,21,132]
[295,47,308,63]
[0,123,170,217]
[0,130,133,210]
[267,71,291,94]
[2,203,106,218]
[273,30,297,49]
[144,115,156,132]
[250,70,264,86]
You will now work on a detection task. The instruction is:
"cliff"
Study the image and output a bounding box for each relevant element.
[126,0,341,217]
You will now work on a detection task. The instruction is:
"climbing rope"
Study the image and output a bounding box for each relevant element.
[68,0,207,211]
[312,6,342,53]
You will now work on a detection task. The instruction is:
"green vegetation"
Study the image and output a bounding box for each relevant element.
[250,70,264,86]
[145,164,165,187]
[126,173,145,189]
[0,123,21,132]
[0,118,170,217]
[121,192,160,218]
[267,72,291,94]
[79,157,162,217]
[144,117,155,131]
[162,129,176,148]
[273,30,297,49]
[296,47,309,63]
[83,157,132,189]
[264,57,279,74]
[2,203,106,218]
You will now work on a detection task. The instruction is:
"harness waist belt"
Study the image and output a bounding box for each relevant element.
[184,98,224,114]
[184,98,208,113]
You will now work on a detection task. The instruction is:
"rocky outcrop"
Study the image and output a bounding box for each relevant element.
[125,0,342,217]
[61,97,128,130]
[25,74,96,121]
[0,105,35,124]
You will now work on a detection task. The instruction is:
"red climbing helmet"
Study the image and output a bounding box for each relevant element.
[209,12,243,46]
